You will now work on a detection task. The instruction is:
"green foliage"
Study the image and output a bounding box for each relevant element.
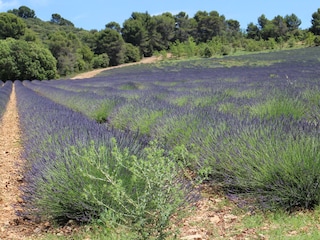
[0,38,58,80]
[244,39,264,52]
[200,45,213,58]
[32,139,190,239]
[47,31,93,76]
[110,104,164,135]
[51,13,74,27]
[8,6,36,19]
[0,12,26,39]
[91,101,116,123]
[95,28,125,66]
[310,8,320,35]
[207,126,320,211]
[124,43,141,63]
[92,53,110,69]
[250,96,306,120]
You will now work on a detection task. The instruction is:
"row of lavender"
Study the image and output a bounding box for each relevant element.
[0,81,12,119]
[15,80,195,237]
[23,47,320,211]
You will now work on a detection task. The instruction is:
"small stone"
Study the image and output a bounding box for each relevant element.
[210,215,220,224]
[33,227,41,233]
[44,221,51,228]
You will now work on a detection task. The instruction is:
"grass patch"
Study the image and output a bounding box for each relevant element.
[250,96,306,120]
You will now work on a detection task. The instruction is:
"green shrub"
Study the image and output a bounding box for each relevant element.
[250,96,306,120]
[92,53,109,68]
[202,121,320,211]
[30,139,193,239]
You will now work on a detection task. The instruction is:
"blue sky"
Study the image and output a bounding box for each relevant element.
[0,0,319,31]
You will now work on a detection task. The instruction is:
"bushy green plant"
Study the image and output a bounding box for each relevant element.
[29,139,192,239]
[250,96,306,120]
[202,121,320,211]
[92,53,110,68]
[90,100,117,123]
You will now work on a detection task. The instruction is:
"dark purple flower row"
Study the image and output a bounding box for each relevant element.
[0,81,12,119]
[17,47,320,211]
[15,80,148,221]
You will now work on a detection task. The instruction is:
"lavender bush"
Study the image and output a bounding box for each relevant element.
[15,81,196,238]
[0,81,12,119]
[19,47,320,212]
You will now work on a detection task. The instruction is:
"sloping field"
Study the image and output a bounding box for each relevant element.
[2,47,320,239]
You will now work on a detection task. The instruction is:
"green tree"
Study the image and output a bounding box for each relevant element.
[246,22,261,40]
[122,14,148,53]
[8,6,36,19]
[95,28,125,66]
[226,19,240,37]
[92,53,109,68]
[310,8,320,35]
[272,15,288,39]
[194,10,226,42]
[284,14,301,31]
[47,31,92,75]
[258,14,269,29]
[51,13,74,27]
[173,12,194,42]
[154,13,175,50]
[123,43,141,63]
[105,21,121,33]
[0,13,26,39]
[0,38,58,80]
[121,12,159,57]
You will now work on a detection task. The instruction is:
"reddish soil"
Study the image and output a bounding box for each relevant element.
[0,84,35,239]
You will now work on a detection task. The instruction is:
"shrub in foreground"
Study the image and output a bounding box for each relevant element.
[16,81,196,239]
[34,139,193,239]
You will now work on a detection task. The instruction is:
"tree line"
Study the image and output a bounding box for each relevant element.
[1,5,320,81]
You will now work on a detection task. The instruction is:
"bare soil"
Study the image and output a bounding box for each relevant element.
[71,56,159,79]
[0,84,36,239]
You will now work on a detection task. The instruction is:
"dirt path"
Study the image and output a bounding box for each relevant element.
[71,56,159,79]
[0,84,33,239]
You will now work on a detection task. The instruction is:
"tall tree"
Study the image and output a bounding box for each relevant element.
[122,17,146,47]
[246,22,260,40]
[121,12,160,57]
[310,8,320,35]
[272,15,288,39]
[258,14,269,29]
[0,38,58,80]
[154,13,175,50]
[0,12,26,39]
[95,28,125,66]
[51,13,74,27]
[8,6,36,19]
[284,14,301,31]
[173,12,197,43]
[226,19,241,36]
[105,21,121,33]
[194,10,226,42]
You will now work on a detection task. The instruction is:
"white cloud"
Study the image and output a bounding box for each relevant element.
[0,0,20,10]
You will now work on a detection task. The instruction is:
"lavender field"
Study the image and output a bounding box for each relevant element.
[15,47,320,237]
[0,81,12,119]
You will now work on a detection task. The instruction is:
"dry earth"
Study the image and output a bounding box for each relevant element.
[0,84,36,239]
[71,56,159,79]
[0,57,255,240]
